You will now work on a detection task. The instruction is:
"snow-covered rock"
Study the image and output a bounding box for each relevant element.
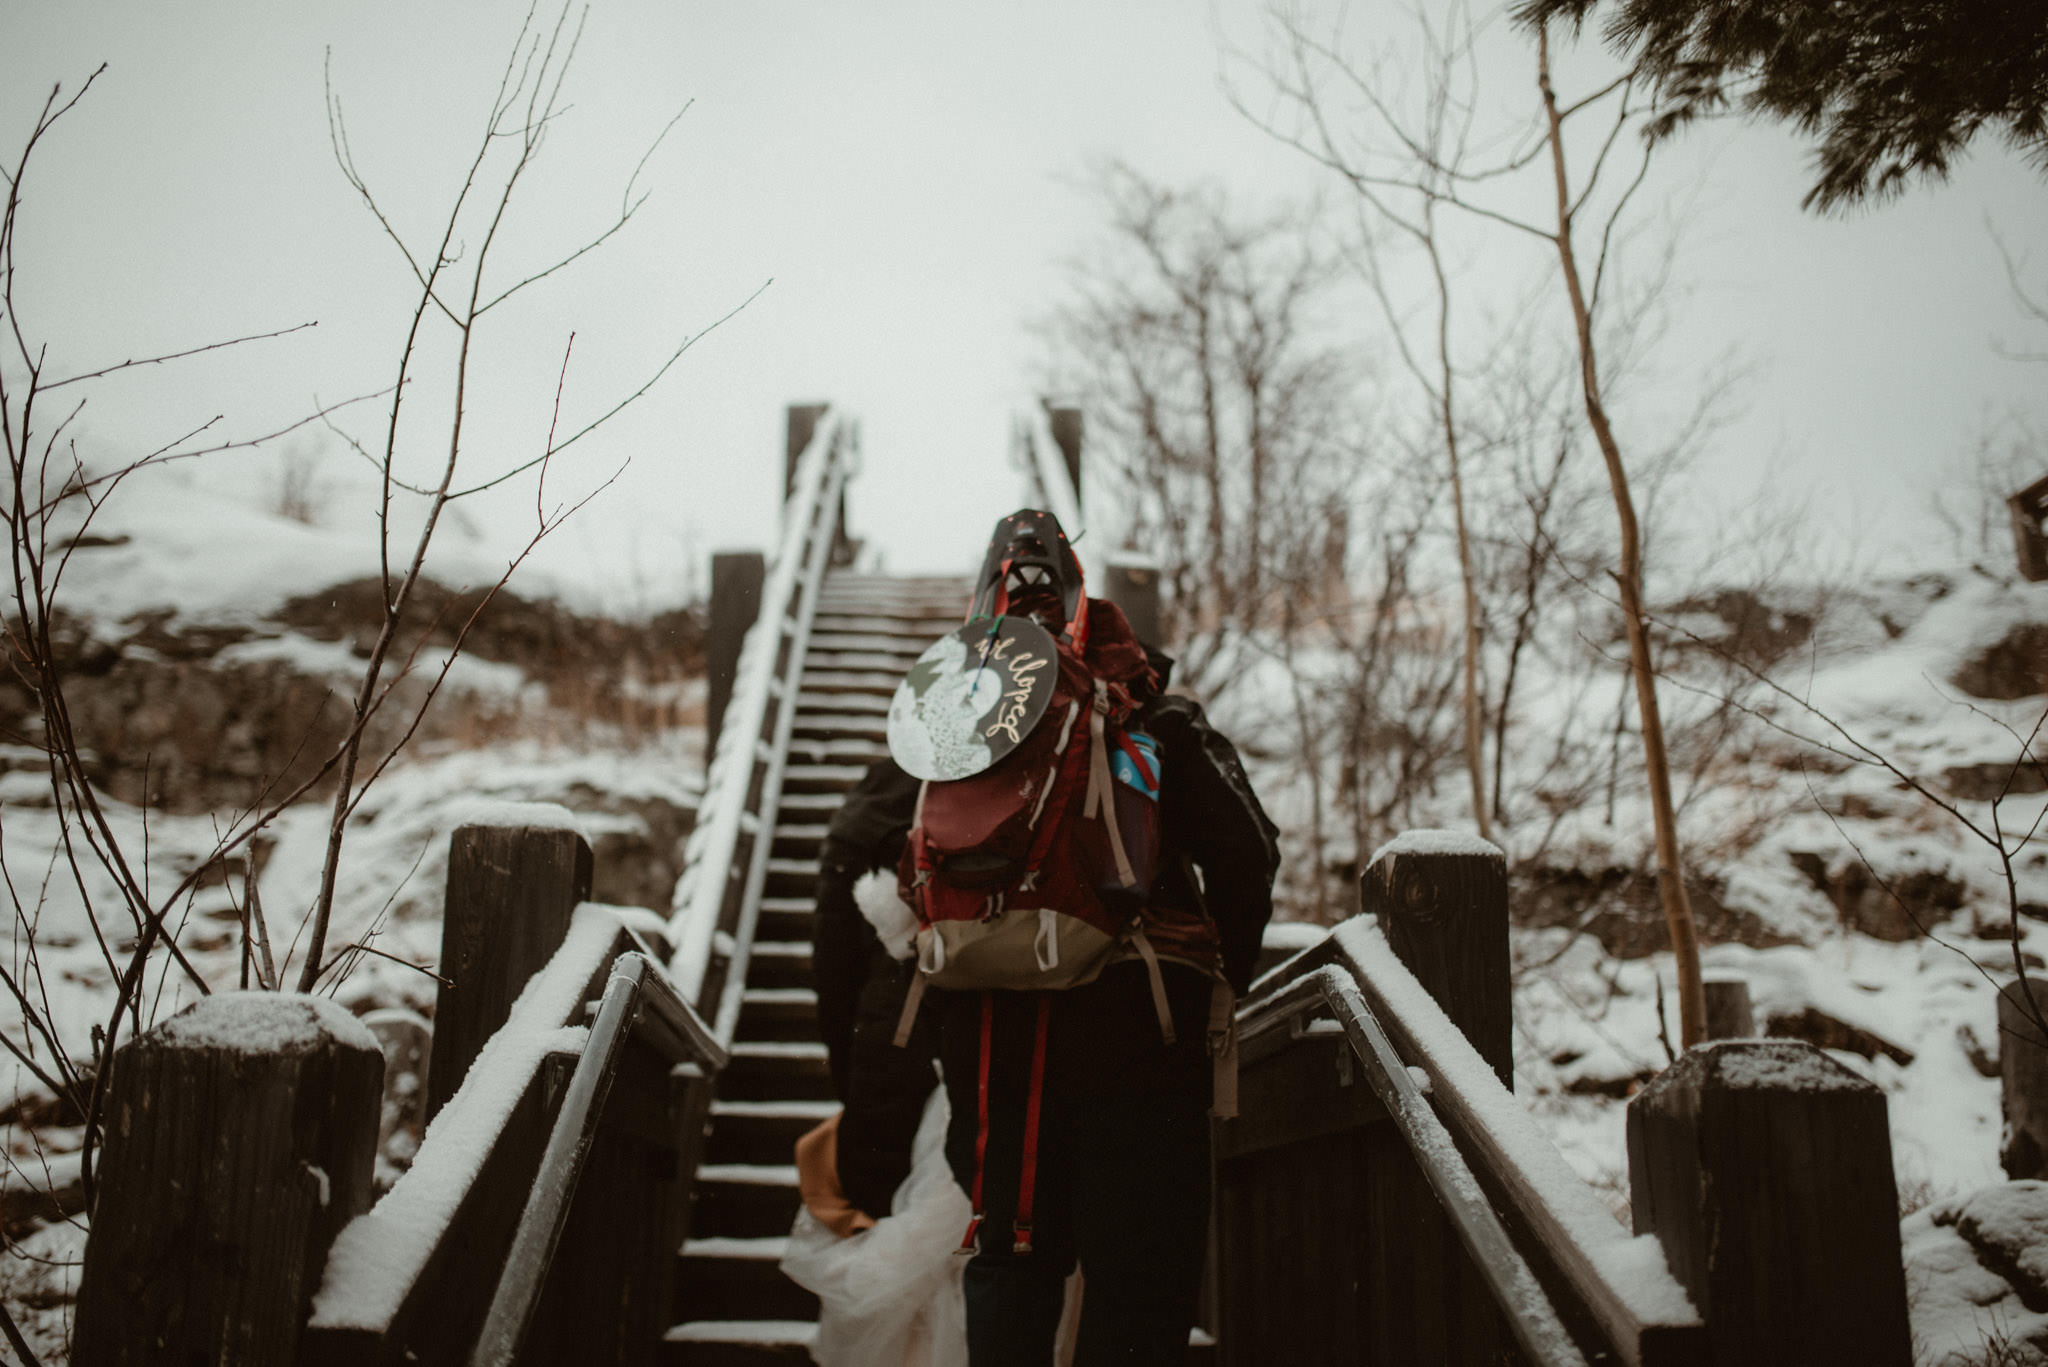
[1907,1180,2048,1366]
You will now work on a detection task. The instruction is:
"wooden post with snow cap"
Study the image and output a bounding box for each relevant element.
[427,810,592,1120]
[1102,551,1163,652]
[1628,1039,1911,1366]
[705,550,766,748]
[1701,970,1755,1040]
[1998,974,2048,1178]
[1360,829,1512,1085]
[1046,403,1083,507]
[73,994,383,1366]
[1340,830,1517,1362]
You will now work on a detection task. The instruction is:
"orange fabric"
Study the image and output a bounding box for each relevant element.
[794,1111,878,1238]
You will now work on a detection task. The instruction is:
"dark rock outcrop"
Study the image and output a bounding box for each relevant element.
[1955,623,2048,701]
[1663,588,1817,669]
[1513,865,1800,958]
[1,580,705,814]
[1786,849,1967,940]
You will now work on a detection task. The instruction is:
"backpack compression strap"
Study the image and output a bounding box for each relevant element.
[1127,931,1242,1118]
[1208,978,1239,1120]
[1082,679,1138,888]
[1129,925,1177,1046]
[891,970,928,1049]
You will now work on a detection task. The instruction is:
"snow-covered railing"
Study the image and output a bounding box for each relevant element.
[1017,406,1165,647]
[469,949,727,1366]
[1020,405,1085,552]
[74,820,731,1366]
[1225,832,1912,1366]
[298,819,726,1366]
[669,415,849,1044]
[1237,962,1588,1366]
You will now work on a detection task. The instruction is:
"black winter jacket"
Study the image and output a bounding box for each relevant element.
[1136,692,1281,993]
[809,757,936,1218]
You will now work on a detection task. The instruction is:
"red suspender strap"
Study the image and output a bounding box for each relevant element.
[959,990,995,1254]
[1013,993,1052,1254]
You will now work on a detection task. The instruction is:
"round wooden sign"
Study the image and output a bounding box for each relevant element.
[886,615,1060,780]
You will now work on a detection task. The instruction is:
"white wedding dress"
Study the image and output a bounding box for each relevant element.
[780,1089,971,1367]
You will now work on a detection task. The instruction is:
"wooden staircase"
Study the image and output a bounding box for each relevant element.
[663,573,970,1364]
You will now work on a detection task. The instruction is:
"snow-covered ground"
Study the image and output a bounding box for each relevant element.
[1228,565,2048,1362]
[7,457,2048,1361]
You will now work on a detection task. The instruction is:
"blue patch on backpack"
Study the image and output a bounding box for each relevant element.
[1112,731,1161,800]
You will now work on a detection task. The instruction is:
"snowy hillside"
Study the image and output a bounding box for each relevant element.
[1224,564,2048,1361]
[1499,569,2048,1200]
[0,463,709,1359]
[6,449,2048,1360]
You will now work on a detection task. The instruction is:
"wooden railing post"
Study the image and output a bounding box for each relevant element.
[74,995,382,1365]
[1046,403,1083,510]
[1999,975,2048,1177]
[1361,832,1511,1083]
[705,550,765,748]
[1221,835,1515,1363]
[1103,552,1162,652]
[427,820,593,1119]
[1702,971,1755,1039]
[1628,1039,1911,1366]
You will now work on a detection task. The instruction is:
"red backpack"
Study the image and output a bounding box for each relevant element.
[896,596,1161,993]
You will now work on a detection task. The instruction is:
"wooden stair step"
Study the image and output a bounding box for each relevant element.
[772,792,847,819]
[660,1321,815,1366]
[754,899,814,943]
[763,859,817,899]
[674,1237,819,1323]
[807,632,933,656]
[794,670,906,697]
[720,1041,832,1102]
[705,1100,836,1167]
[769,825,831,859]
[784,736,888,767]
[745,941,813,990]
[690,1164,803,1239]
[794,691,891,716]
[790,717,889,746]
[779,764,868,795]
[801,650,920,674]
[738,988,818,1042]
[808,615,957,638]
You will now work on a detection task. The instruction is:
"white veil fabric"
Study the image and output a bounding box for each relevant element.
[780,1088,971,1367]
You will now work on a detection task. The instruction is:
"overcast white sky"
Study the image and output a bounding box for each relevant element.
[6,0,2045,612]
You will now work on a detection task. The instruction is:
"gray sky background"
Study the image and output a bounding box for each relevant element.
[6,0,2045,611]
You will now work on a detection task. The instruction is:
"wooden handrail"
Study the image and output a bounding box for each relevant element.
[1237,915,1705,1367]
[669,416,849,1033]
[1021,406,1084,551]
[302,905,636,1361]
[1237,965,1589,1367]
[468,951,725,1367]
[1219,838,1710,1367]
[1314,917,1705,1367]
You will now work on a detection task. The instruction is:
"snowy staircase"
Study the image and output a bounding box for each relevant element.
[663,573,970,1365]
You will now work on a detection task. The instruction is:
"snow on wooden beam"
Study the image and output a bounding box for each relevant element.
[427,822,593,1120]
[1628,1040,1911,1366]
[74,994,383,1366]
